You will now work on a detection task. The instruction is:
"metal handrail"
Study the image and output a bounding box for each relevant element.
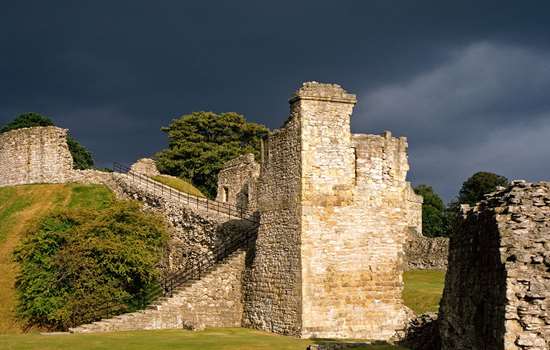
[112,162,258,223]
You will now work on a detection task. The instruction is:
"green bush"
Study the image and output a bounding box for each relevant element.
[13,201,168,330]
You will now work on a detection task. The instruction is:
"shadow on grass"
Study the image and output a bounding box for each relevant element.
[308,338,408,349]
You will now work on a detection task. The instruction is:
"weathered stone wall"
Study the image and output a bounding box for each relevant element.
[244,82,420,340]
[439,181,550,350]
[215,153,260,211]
[404,229,449,270]
[243,103,303,335]
[130,158,160,177]
[0,126,74,186]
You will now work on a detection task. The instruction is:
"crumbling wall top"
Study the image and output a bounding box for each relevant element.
[220,153,257,170]
[130,158,160,177]
[289,81,357,104]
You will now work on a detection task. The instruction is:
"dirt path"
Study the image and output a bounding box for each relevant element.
[0,185,70,333]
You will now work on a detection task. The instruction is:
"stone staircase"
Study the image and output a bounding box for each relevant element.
[67,164,258,333]
[69,248,247,333]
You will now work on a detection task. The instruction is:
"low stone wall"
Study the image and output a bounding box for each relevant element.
[439,181,550,350]
[404,229,449,270]
[68,169,116,186]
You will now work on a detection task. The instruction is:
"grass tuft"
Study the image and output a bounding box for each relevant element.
[152,175,205,198]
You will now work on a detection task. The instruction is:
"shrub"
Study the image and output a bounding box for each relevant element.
[13,201,168,330]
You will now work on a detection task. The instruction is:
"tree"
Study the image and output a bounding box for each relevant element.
[155,111,269,198]
[457,171,509,206]
[446,171,510,236]
[0,112,54,132]
[66,135,94,170]
[1,112,95,170]
[414,185,448,237]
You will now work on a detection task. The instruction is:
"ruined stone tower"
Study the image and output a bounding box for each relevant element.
[0,126,74,187]
[242,82,421,340]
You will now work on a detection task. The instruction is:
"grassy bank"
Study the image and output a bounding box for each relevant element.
[152,175,205,198]
[0,184,114,334]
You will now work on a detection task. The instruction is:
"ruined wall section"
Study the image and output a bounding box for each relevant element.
[439,181,550,350]
[0,126,73,186]
[404,229,449,270]
[215,153,260,211]
[243,106,303,335]
[130,158,160,177]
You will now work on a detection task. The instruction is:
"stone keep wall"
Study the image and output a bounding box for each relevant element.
[0,126,73,186]
[439,181,550,350]
[215,153,260,211]
[243,82,420,340]
[243,102,303,335]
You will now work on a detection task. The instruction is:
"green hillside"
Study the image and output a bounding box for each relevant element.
[0,184,113,333]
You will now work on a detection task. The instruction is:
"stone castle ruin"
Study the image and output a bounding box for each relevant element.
[1,81,548,348]
[217,82,423,339]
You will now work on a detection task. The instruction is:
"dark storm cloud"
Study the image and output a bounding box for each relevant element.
[359,42,550,200]
[1,0,549,200]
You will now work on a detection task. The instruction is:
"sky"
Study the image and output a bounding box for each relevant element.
[1,0,549,201]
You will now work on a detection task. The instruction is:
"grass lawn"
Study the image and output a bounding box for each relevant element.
[0,184,114,334]
[0,328,407,350]
[402,269,446,314]
[152,175,205,198]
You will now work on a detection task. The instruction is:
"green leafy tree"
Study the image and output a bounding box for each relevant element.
[155,111,269,198]
[66,135,94,170]
[1,112,95,170]
[414,185,448,237]
[446,171,510,236]
[13,201,169,330]
[0,112,54,131]
[457,171,509,206]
